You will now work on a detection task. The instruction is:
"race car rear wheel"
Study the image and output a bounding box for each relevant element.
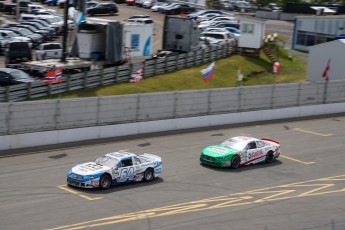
[99,174,112,190]
[265,151,275,163]
[231,155,241,169]
[143,168,155,182]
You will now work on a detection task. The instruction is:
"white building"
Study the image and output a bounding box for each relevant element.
[292,15,345,52]
[307,39,345,81]
[238,17,266,49]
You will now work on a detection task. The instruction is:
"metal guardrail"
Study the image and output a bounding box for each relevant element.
[0,44,233,102]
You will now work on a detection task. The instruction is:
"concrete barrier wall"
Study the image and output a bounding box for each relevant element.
[1,102,344,150]
[1,81,345,136]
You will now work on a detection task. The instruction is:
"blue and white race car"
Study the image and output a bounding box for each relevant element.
[67,152,162,190]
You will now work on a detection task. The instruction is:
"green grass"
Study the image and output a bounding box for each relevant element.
[39,44,306,100]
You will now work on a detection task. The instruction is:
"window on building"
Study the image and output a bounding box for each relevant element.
[242,23,254,34]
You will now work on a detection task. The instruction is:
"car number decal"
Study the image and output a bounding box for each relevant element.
[118,167,135,182]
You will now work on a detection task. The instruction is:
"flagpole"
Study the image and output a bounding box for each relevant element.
[323,79,328,104]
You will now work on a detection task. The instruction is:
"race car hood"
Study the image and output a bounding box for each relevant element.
[202,145,239,157]
[71,162,110,176]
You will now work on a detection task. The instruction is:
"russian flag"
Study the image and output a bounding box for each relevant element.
[201,62,215,82]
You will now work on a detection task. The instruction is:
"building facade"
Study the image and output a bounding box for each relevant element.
[292,15,345,52]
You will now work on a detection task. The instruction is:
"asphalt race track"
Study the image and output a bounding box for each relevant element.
[1,115,345,230]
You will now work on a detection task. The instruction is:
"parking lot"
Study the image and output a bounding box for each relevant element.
[0,2,297,68]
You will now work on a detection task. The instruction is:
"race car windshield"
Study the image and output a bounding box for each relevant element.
[221,139,247,150]
[94,156,119,168]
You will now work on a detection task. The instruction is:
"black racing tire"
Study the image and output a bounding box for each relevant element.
[265,151,275,163]
[143,168,155,182]
[231,155,241,169]
[99,174,112,190]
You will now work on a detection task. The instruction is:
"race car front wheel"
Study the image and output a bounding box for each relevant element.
[265,151,275,163]
[231,155,241,169]
[100,174,112,190]
[143,168,155,182]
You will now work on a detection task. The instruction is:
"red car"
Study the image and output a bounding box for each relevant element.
[126,0,135,5]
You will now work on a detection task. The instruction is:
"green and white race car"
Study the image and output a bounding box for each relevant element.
[200,136,280,168]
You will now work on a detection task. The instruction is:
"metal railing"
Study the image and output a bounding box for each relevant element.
[0,44,233,102]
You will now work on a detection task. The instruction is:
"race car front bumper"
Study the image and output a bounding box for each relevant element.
[67,178,99,188]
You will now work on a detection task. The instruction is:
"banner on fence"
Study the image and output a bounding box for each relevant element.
[43,67,62,84]
[129,69,143,83]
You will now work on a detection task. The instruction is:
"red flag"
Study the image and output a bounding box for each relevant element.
[322,59,330,81]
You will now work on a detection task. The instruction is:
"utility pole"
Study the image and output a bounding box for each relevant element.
[61,1,69,62]
[16,0,20,22]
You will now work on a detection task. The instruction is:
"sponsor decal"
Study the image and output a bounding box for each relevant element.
[248,150,263,160]
[208,147,228,155]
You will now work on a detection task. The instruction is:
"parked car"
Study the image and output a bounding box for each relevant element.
[187,9,223,20]
[156,2,179,12]
[0,30,32,54]
[126,0,135,5]
[4,27,43,46]
[151,2,173,11]
[200,31,236,46]
[196,12,223,22]
[27,4,45,13]
[85,1,99,9]
[198,16,238,28]
[127,18,154,25]
[200,36,223,47]
[0,68,36,86]
[135,0,146,7]
[36,43,63,60]
[4,41,32,68]
[128,14,150,19]
[67,151,163,190]
[200,136,280,168]
[142,0,152,8]
[58,0,73,8]
[26,19,61,36]
[203,26,240,39]
[45,0,58,6]
[87,3,118,16]
[32,9,62,17]
[162,4,195,15]
[147,50,179,60]
[12,24,50,41]
[201,21,240,30]
[21,21,57,38]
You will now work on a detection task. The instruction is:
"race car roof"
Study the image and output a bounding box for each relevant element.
[231,136,258,143]
[105,152,137,160]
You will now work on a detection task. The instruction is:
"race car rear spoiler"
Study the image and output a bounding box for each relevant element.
[261,138,280,144]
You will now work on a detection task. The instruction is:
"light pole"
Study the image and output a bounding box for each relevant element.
[61,0,69,62]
